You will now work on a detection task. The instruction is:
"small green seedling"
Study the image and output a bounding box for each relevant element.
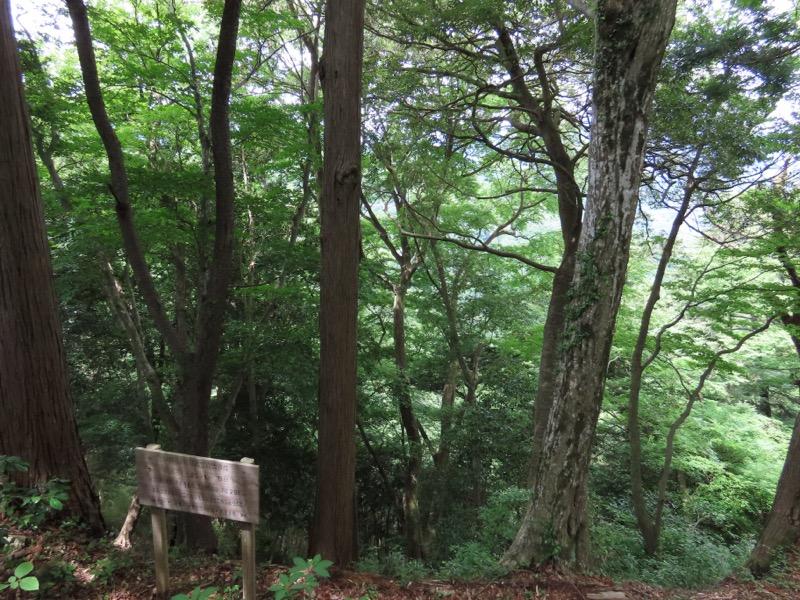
[0,561,39,592]
[269,554,333,599]
[171,585,218,600]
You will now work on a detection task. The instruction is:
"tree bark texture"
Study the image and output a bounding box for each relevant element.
[493,27,584,487]
[394,275,425,560]
[0,0,103,531]
[503,0,677,571]
[748,402,800,575]
[748,252,800,575]
[112,493,141,549]
[308,0,365,566]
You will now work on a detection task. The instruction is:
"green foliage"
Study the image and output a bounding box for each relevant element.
[19,0,800,586]
[33,559,77,594]
[478,487,531,555]
[268,555,333,599]
[592,515,752,588]
[356,550,429,584]
[440,542,507,580]
[88,551,133,587]
[0,456,70,529]
[171,586,218,600]
[0,561,39,592]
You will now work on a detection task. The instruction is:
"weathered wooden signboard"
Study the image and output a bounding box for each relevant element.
[136,447,259,523]
[135,446,259,599]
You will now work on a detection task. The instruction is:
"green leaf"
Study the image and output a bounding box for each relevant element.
[14,562,34,578]
[49,497,63,510]
[315,559,333,578]
[198,587,218,600]
[19,577,39,591]
[315,565,330,578]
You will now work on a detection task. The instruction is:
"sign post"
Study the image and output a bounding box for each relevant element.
[151,505,169,597]
[239,457,256,600]
[136,445,260,599]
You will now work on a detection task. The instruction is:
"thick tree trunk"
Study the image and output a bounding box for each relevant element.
[748,255,800,575]
[492,26,584,487]
[308,0,365,566]
[748,402,800,576]
[0,0,103,532]
[503,0,677,571]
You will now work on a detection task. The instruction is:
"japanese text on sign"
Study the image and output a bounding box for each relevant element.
[136,448,259,524]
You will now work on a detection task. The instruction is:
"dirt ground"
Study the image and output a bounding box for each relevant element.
[2,523,798,599]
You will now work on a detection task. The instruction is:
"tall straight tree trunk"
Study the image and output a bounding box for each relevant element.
[503,0,677,571]
[0,0,103,531]
[393,275,425,560]
[308,0,365,566]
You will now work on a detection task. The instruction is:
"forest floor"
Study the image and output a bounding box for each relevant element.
[2,522,799,600]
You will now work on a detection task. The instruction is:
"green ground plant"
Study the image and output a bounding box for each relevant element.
[171,586,219,600]
[269,554,333,599]
[0,561,39,592]
[0,456,71,529]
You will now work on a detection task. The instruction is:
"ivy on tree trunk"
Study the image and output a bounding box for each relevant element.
[503,0,678,571]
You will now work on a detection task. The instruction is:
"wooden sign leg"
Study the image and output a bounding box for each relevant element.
[241,522,256,600]
[151,507,170,599]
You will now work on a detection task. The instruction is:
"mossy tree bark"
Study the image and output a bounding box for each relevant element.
[0,0,103,532]
[502,0,677,571]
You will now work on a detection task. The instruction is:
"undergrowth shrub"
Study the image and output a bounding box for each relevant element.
[356,549,429,584]
[0,456,70,529]
[478,486,530,555]
[440,542,507,580]
[592,515,752,588]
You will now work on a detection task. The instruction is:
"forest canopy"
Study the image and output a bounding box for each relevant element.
[2,0,800,593]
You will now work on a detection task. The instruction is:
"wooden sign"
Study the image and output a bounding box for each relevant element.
[136,447,259,599]
[136,447,259,523]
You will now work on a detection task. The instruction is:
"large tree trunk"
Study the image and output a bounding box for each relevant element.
[748,400,800,576]
[492,26,584,487]
[308,0,365,566]
[748,254,800,575]
[503,0,677,571]
[0,0,103,532]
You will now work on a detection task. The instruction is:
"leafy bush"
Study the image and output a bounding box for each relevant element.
[357,550,429,584]
[592,515,752,588]
[172,586,218,600]
[440,542,508,580]
[478,487,531,555]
